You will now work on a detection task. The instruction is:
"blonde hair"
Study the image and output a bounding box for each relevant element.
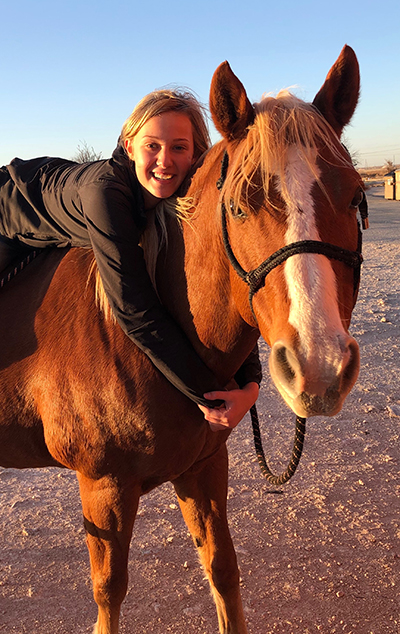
[91,196,189,317]
[120,88,211,162]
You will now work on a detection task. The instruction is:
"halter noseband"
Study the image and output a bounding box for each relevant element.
[217,151,366,318]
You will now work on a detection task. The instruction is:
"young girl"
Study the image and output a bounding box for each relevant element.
[0,89,261,431]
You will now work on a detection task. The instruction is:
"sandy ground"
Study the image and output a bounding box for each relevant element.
[0,186,399,634]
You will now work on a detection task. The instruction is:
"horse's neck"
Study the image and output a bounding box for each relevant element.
[157,153,257,381]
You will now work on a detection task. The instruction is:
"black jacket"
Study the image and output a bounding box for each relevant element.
[0,145,261,405]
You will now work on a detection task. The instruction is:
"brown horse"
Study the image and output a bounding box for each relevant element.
[0,46,364,633]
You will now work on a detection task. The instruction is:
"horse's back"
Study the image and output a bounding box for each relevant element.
[0,248,70,467]
[0,247,213,478]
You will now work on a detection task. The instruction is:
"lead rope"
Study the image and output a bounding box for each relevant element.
[0,249,40,289]
[250,405,306,486]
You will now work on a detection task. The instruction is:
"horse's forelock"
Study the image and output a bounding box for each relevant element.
[221,92,352,214]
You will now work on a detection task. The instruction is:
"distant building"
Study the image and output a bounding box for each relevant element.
[384,169,400,200]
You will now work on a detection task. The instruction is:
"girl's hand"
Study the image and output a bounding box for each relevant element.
[198,382,259,432]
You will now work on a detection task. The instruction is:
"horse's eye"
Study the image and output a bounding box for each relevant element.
[350,189,364,209]
[229,200,247,219]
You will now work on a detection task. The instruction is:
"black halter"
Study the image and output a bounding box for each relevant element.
[217,150,367,487]
[217,151,366,318]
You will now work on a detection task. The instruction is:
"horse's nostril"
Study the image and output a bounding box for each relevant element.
[341,337,360,392]
[275,345,296,384]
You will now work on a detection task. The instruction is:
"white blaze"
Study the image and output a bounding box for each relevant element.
[278,147,345,372]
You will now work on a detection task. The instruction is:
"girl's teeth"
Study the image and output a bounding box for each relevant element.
[153,173,173,180]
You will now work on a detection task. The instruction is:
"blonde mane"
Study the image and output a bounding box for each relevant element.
[221,91,353,214]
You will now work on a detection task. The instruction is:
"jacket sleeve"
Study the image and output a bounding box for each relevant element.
[79,180,224,407]
[234,343,262,388]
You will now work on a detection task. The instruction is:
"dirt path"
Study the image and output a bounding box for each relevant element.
[0,187,399,634]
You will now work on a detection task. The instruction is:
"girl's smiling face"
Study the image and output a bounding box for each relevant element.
[125,111,195,209]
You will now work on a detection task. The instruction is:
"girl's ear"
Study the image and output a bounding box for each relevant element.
[125,138,134,160]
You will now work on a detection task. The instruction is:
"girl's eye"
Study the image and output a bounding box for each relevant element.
[350,189,364,209]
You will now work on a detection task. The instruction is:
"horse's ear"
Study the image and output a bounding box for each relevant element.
[313,45,360,137]
[210,61,255,141]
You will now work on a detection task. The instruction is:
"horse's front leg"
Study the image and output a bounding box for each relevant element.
[172,443,248,634]
[77,472,140,634]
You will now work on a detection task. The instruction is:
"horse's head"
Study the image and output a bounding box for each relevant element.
[209,45,364,418]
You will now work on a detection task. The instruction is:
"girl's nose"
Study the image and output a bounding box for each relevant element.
[156,147,172,168]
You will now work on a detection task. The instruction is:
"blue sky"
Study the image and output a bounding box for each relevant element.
[1,0,399,168]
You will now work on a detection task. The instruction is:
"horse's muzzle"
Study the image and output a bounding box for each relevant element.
[269,336,360,417]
